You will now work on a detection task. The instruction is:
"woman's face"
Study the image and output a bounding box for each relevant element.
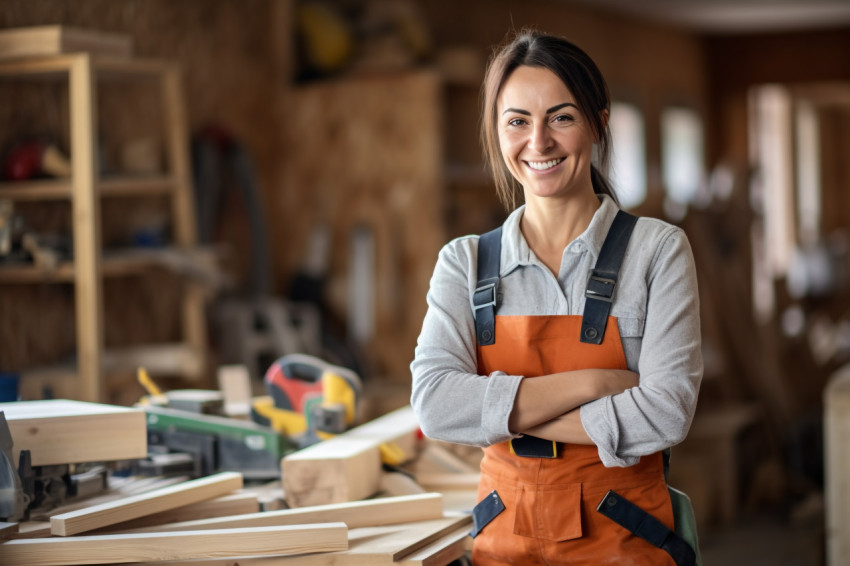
[497,65,598,203]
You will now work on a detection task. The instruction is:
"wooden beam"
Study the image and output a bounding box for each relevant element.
[282,405,421,507]
[415,473,481,491]
[354,515,471,562]
[826,366,850,564]
[115,492,443,534]
[0,400,146,467]
[123,514,471,566]
[50,471,243,536]
[0,523,348,565]
[93,491,259,534]
[396,524,470,566]
[0,521,18,543]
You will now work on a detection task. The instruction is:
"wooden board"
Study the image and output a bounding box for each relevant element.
[0,399,146,467]
[117,492,444,534]
[50,471,243,536]
[94,491,260,534]
[396,524,470,566]
[415,473,481,491]
[282,405,421,507]
[0,25,133,59]
[0,523,347,565]
[0,521,18,543]
[826,365,850,565]
[125,514,471,566]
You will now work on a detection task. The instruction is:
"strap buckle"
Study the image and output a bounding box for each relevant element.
[472,278,498,312]
[585,272,616,302]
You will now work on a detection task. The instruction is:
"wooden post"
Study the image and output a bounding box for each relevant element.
[68,53,103,402]
[825,365,850,565]
[161,64,206,379]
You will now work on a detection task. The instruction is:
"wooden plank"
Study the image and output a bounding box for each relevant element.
[69,52,104,402]
[0,521,18,542]
[50,471,243,536]
[396,524,470,566]
[116,492,443,534]
[94,491,260,534]
[0,26,132,59]
[826,365,850,565]
[0,399,146,467]
[350,515,471,562]
[282,405,421,507]
[415,473,480,491]
[0,523,347,565]
[124,515,471,566]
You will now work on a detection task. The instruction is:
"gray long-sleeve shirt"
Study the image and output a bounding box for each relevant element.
[410,195,703,467]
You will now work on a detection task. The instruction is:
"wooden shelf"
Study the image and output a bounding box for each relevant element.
[21,343,203,380]
[0,53,173,80]
[0,246,203,283]
[0,175,175,201]
[1,52,206,402]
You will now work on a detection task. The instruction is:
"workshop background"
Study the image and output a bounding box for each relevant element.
[2,0,850,564]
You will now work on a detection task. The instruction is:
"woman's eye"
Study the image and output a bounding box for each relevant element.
[507,118,527,127]
[553,114,575,124]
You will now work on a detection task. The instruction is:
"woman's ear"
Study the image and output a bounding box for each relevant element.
[598,108,610,140]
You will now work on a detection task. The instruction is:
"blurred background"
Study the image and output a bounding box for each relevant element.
[2,1,850,564]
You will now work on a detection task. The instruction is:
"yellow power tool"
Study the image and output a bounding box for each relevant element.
[251,354,362,448]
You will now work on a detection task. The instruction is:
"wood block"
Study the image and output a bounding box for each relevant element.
[415,473,481,491]
[396,524,470,566]
[0,523,348,565]
[0,521,18,542]
[217,364,253,417]
[50,471,243,536]
[116,492,444,534]
[282,405,421,507]
[94,491,260,533]
[0,399,146,467]
[826,366,850,565]
[0,25,132,59]
[123,514,470,566]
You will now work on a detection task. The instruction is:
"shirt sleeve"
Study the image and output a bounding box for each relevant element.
[410,239,523,446]
[580,226,703,467]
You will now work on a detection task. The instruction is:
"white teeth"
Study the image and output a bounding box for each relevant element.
[527,158,564,170]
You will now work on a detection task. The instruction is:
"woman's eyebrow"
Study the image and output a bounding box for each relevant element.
[501,102,578,116]
[502,107,531,116]
[546,102,578,113]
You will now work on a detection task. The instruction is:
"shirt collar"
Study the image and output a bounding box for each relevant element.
[500,194,621,276]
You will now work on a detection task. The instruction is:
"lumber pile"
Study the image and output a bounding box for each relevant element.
[1,470,471,565]
[0,404,480,565]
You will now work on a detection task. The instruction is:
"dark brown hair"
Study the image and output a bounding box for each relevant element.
[480,29,618,211]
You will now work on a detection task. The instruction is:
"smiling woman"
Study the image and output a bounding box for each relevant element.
[411,29,704,566]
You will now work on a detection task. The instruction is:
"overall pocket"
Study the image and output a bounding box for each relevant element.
[514,482,583,542]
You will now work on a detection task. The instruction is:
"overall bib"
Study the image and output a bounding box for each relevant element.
[469,211,692,566]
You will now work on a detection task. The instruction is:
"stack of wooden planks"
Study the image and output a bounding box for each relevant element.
[0,469,471,565]
[0,403,475,565]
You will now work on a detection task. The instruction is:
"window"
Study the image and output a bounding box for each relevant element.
[608,102,646,209]
[661,106,705,205]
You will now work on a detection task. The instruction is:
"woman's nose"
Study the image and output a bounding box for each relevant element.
[529,123,553,152]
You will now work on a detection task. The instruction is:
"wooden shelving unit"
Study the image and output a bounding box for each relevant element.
[0,53,206,402]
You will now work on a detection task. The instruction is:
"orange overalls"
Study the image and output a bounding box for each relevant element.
[469,211,686,565]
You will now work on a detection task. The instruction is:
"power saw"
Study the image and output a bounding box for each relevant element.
[251,353,362,448]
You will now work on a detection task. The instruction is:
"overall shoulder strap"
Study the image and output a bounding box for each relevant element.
[580,210,638,345]
[473,226,502,346]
